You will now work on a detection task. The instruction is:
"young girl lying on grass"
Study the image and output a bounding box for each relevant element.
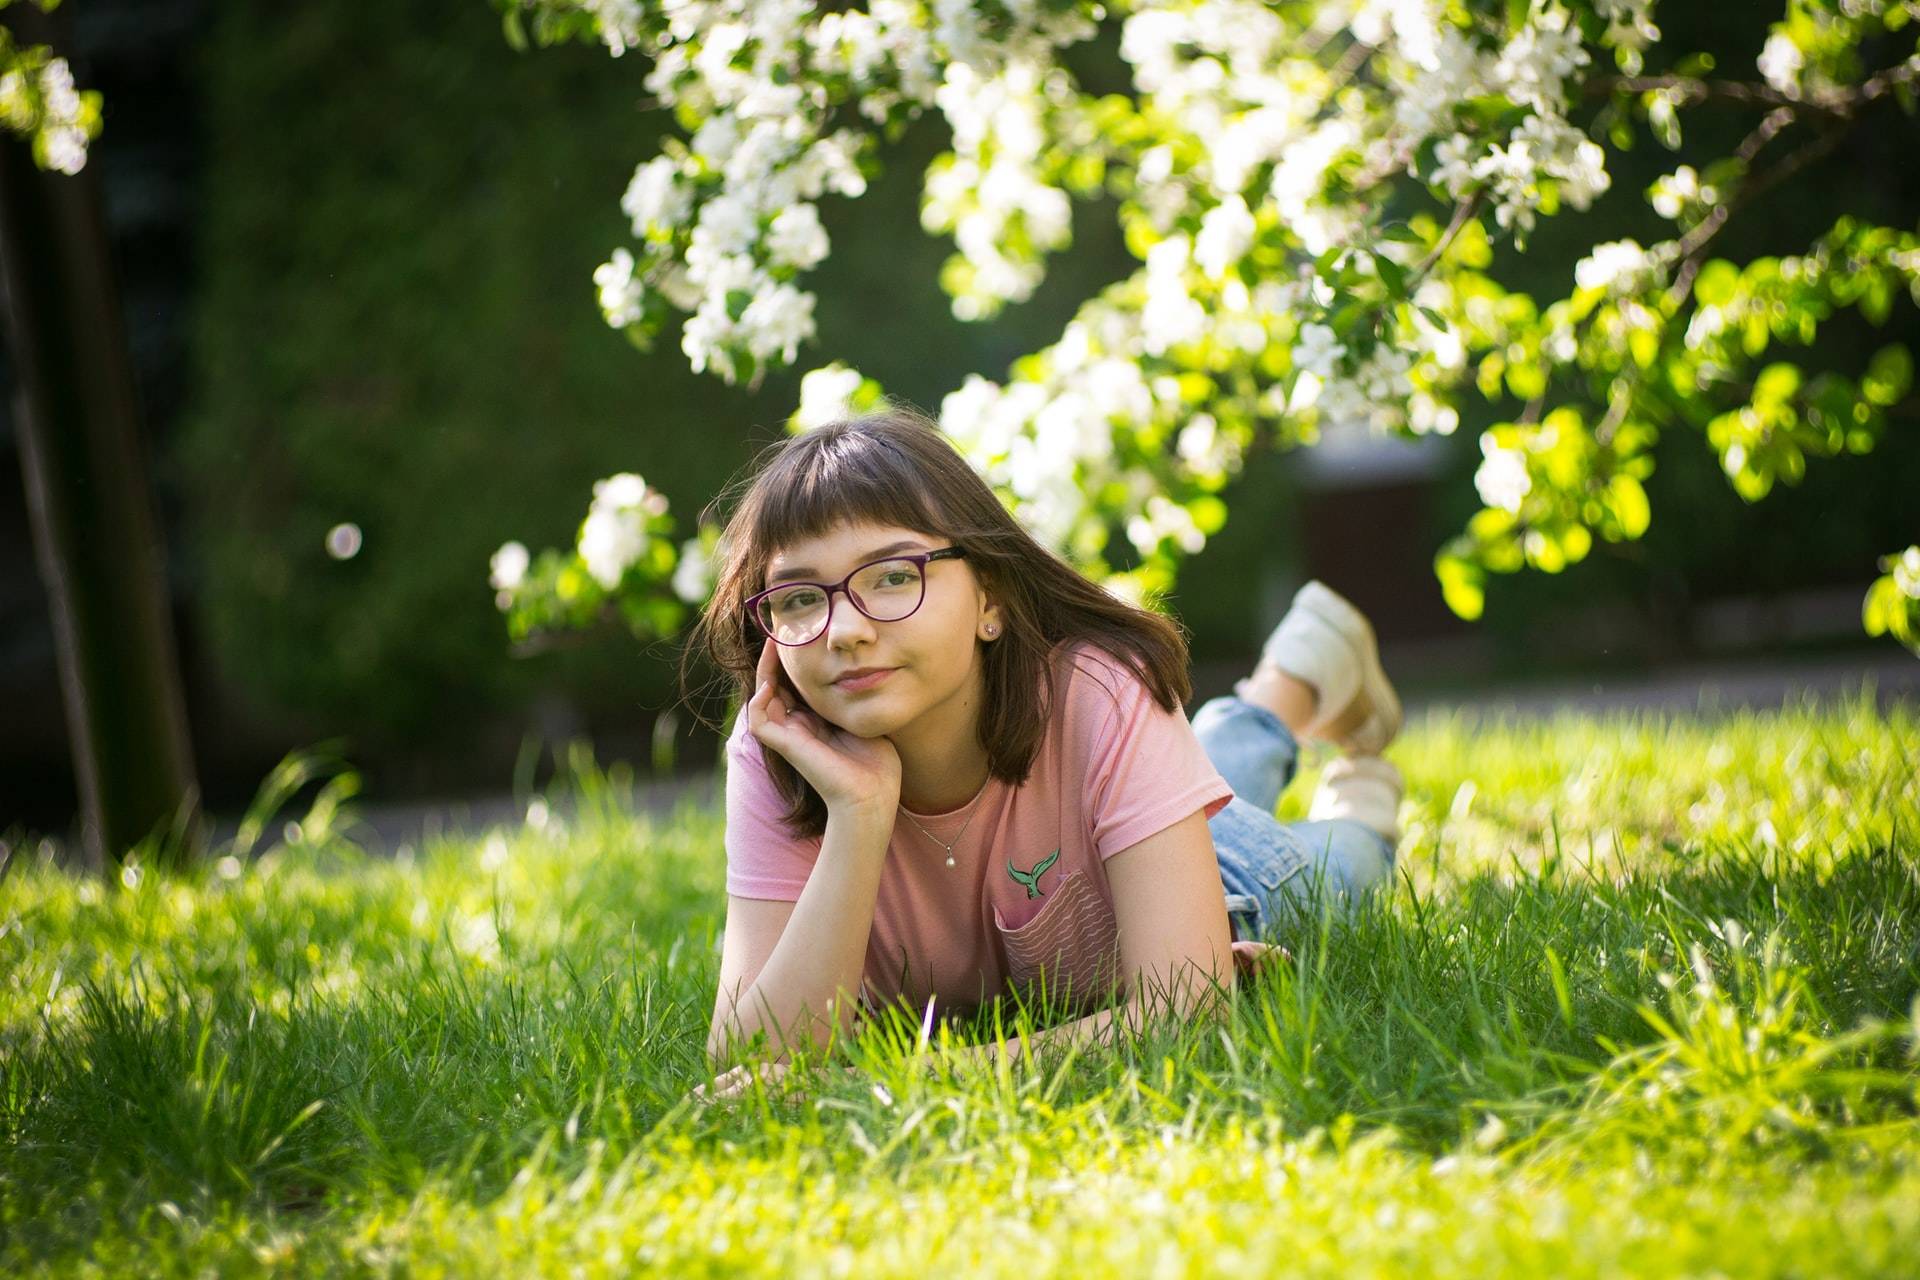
[687,408,1403,1100]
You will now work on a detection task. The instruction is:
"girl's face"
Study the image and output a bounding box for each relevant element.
[760,520,1002,740]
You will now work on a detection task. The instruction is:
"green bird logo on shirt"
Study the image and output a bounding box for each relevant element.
[1007,849,1060,899]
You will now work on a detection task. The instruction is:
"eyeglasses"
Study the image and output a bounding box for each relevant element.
[746,547,968,647]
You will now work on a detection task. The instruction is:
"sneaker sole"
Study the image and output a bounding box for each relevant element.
[1295,582,1403,755]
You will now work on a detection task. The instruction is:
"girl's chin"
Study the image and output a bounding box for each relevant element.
[829,706,905,738]
[822,692,912,737]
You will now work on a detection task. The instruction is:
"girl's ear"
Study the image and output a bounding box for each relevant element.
[972,565,1005,641]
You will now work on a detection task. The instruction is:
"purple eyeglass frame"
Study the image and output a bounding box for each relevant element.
[745,546,969,646]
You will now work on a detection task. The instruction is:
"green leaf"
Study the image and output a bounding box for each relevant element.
[1189,495,1229,534]
[1694,260,1740,308]
[1375,254,1409,299]
[1628,325,1660,369]
[1753,363,1802,406]
[1863,345,1912,406]
[1435,551,1486,621]
[1608,474,1651,539]
[1863,577,1899,635]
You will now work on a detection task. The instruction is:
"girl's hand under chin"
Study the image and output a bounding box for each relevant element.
[748,638,903,821]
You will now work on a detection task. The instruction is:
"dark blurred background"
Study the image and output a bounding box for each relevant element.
[4,0,1917,839]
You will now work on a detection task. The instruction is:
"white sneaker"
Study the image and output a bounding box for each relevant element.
[1238,580,1402,756]
[1306,755,1405,844]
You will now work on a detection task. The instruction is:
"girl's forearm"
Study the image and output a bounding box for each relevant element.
[954,966,1234,1073]
[708,808,894,1064]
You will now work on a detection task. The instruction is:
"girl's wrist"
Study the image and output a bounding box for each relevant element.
[826,798,897,839]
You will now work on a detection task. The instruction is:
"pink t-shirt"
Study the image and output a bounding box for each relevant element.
[723,640,1234,1021]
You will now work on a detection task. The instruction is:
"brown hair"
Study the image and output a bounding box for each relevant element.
[680,405,1193,838]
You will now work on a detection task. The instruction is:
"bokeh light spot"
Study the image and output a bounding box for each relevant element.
[326,523,364,560]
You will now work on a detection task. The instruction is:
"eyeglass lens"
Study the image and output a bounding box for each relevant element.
[756,558,926,645]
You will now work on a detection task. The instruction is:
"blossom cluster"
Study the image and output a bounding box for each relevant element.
[559,0,1645,418]
[495,0,1916,652]
[577,473,666,589]
[1392,3,1614,235]
[0,52,100,175]
[569,0,1098,383]
[488,470,719,644]
[491,0,1663,605]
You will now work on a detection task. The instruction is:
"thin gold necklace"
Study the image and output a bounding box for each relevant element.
[898,778,990,868]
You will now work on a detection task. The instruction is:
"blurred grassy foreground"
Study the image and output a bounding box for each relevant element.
[3,693,1919,1276]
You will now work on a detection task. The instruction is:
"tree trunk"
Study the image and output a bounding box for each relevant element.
[0,4,199,870]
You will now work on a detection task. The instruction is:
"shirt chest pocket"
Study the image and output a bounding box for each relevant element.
[991,870,1122,1009]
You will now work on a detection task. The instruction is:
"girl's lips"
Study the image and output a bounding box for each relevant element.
[834,667,896,693]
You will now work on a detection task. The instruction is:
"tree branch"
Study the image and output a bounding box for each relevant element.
[1665,124,1850,306]
[1587,58,1920,120]
[1416,191,1483,276]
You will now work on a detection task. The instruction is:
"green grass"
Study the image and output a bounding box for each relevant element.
[4,692,1918,1276]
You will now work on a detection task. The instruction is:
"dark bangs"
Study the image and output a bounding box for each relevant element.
[740,426,957,580]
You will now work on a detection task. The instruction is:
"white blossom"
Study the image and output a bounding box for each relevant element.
[1492,4,1589,112]
[681,298,737,378]
[593,248,646,327]
[1393,25,1488,140]
[690,112,742,167]
[1429,133,1479,197]
[1142,234,1207,353]
[42,125,86,175]
[1475,438,1532,513]
[1595,0,1661,69]
[767,203,830,269]
[582,0,645,57]
[1575,239,1655,293]
[795,363,865,429]
[622,157,692,236]
[1891,546,1920,599]
[1649,165,1714,221]
[809,11,890,83]
[672,536,717,604]
[1292,322,1346,378]
[1194,196,1256,278]
[1757,31,1804,95]
[489,541,530,593]
[1477,112,1610,233]
[579,508,647,590]
[23,58,91,174]
[740,281,815,363]
[39,57,80,117]
[1127,494,1208,556]
[691,193,757,260]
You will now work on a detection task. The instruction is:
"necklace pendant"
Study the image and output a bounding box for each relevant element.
[945,854,956,868]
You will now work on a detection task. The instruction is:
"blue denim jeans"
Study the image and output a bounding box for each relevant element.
[1190,696,1396,941]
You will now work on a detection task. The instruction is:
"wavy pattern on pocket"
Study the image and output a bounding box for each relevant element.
[991,870,1121,1009]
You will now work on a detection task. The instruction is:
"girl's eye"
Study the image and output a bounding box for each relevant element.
[880,571,914,587]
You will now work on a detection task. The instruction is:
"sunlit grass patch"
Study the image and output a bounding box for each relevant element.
[3,692,1917,1275]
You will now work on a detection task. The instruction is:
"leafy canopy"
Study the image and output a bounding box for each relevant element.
[487,0,1920,654]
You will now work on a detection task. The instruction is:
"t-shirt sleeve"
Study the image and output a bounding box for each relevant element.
[1071,648,1235,860]
[722,710,822,900]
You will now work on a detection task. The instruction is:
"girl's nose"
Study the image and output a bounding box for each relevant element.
[824,588,878,648]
